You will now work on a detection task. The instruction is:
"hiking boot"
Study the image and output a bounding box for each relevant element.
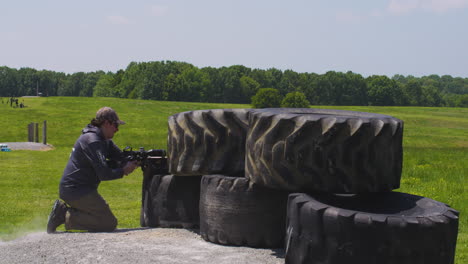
[47,199,67,234]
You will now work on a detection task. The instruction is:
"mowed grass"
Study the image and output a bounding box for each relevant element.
[0,97,247,238]
[0,97,466,263]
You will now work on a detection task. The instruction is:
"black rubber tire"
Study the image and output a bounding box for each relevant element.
[140,159,168,227]
[140,185,149,227]
[199,174,289,248]
[142,175,162,227]
[168,109,250,176]
[156,175,202,228]
[140,178,149,227]
[140,174,158,227]
[246,108,403,193]
[285,192,459,264]
[146,175,202,228]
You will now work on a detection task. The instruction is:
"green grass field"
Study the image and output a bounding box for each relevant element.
[0,97,466,263]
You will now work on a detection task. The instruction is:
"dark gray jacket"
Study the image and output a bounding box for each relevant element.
[59,125,124,201]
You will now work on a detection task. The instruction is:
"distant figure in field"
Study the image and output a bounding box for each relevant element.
[47,107,139,233]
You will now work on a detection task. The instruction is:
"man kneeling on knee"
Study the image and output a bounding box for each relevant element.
[47,107,139,233]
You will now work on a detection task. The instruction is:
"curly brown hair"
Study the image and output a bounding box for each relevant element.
[90,118,105,127]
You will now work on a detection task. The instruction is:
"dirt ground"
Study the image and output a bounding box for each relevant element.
[0,228,285,264]
[0,142,284,263]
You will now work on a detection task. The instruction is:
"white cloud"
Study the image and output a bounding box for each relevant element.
[387,0,468,15]
[107,15,132,25]
[150,5,168,17]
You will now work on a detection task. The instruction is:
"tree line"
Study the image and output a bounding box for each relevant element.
[1,61,467,107]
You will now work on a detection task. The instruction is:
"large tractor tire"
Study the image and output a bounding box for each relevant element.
[140,155,169,227]
[285,192,459,264]
[140,174,160,227]
[168,109,250,176]
[144,175,202,228]
[246,108,403,193]
[199,174,289,248]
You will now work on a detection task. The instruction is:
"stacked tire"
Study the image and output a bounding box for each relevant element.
[243,108,458,264]
[142,108,253,229]
[199,175,288,248]
[245,108,404,193]
[141,174,201,228]
[139,152,202,229]
[143,107,459,263]
[168,109,289,248]
[285,192,459,264]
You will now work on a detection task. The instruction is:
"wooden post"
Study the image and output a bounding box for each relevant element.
[27,123,33,142]
[42,120,47,145]
[35,122,39,143]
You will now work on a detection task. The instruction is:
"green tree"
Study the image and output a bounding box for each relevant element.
[57,78,71,96]
[457,94,468,107]
[139,62,164,100]
[403,80,422,106]
[316,71,368,106]
[57,72,86,96]
[117,62,149,99]
[162,73,177,101]
[343,71,368,105]
[251,88,283,108]
[367,75,405,106]
[278,70,300,95]
[79,71,105,97]
[422,85,443,106]
[300,73,320,105]
[281,91,310,108]
[218,67,242,103]
[17,67,37,96]
[201,67,223,103]
[0,67,18,96]
[249,69,271,88]
[240,76,260,100]
[93,73,118,97]
[266,68,283,89]
[175,67,210,102]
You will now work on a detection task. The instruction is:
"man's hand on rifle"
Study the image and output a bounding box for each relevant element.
[123,160,139,176]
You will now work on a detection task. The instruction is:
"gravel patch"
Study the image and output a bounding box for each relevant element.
[0,142,54,151]
[0,228,285,264]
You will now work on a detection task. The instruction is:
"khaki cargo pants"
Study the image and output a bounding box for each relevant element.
[63,190,118,232]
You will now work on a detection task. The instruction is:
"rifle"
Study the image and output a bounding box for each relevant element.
[122,146,168,175]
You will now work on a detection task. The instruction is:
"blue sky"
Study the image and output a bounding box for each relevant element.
[1,0,467,77]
